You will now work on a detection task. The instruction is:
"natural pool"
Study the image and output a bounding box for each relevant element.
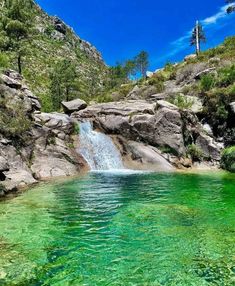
[0,171,235,286]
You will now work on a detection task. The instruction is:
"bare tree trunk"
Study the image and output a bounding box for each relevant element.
[196,20,200,56]
[18,55,22,74]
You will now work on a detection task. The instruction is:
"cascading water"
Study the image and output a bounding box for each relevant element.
[79,122,124,171]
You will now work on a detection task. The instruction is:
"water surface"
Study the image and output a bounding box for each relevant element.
[0,171,235,285]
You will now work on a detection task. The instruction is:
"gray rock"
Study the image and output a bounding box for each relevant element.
[117,138,174,171]
[196,133,222,161]
[62,99,87,114]
[184,54,197,61]
[230,102,235,114]
[73,100,185,155]
[1,74,22,89]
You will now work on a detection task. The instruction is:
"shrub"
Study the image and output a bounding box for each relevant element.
[0,53,9,69]
[200,74,215,92]
[221,146,235,173]
[0,100,32,139]
[217,65,235,88]
[73,122,80,134]
[168,94,194,110]
[187,144,204,161]
[147,77,164,92]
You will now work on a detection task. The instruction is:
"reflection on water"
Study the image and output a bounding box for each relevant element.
[0,172,235,285]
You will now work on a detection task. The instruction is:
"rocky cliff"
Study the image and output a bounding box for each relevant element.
[0,0,107,110]
[0,70,87,196]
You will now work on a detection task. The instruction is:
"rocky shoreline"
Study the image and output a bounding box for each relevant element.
[0,70,225,197]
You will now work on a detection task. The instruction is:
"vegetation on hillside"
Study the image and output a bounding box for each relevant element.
[0,0,107,112]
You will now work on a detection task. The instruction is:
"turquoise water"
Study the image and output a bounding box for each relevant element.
[0,171,235,285]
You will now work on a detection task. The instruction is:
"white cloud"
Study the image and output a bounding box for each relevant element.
[157,3,234,62]
[202,4,231,25]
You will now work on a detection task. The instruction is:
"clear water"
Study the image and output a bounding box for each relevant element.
[0,171,235,285]
[79,122,124,170]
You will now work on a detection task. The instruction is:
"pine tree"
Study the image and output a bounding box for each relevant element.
[190,21,206,56]
[0,0,34,74]
[135,51,149,78]
[50,59,78,110]
[226,0,235,14]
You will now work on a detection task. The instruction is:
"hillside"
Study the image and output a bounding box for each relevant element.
[106,36,235,146]
[0,0,108,111]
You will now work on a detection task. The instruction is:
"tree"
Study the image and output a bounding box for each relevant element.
[124,60,138,79]
[50,59,78,110]
[135,51,149,78]
[226,0,235,13]
[0,0,34,74]
[190,21,206,56]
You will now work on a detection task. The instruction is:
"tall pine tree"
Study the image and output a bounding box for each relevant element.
[190,21,206,56]
[0,0,34,74]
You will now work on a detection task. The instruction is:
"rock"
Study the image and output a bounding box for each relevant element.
[53,16,67,35]
[127,85,159,100]
[73,100,185,155]
[62,99,87,114]
[203,123,213,137]
[116,138,174,171]
[194,67,216,80]
[156,100,178,110]
[146,71,154,78]
[230,102,235,114]
[176,62,208,85]
[0,74,22,89]
[186,96,203,113]
[0,156,9,172]
[184,54,197,61]
[33,112,74,134]
[150,93,167,100]
[196,133,222,161]
[31,136,80,180]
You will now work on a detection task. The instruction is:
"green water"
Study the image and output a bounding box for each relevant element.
[0,171,235,286]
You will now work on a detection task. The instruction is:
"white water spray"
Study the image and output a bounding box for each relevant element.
[79,122,124,171]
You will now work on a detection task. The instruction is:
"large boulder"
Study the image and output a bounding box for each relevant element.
[73,100,186,155]
[114,137,174,171]
[62,99,87,114]
[195,133,222,161]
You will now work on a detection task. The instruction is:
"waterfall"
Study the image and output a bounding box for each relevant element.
[79,122,124,171]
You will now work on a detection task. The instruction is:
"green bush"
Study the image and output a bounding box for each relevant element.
[221,146,235,173]
[200,74,215,92]
[147,77,164,92]
[0,53,9,69]
[73,122,80,134]
[168,94,194,110]
[0,100,32,139]
[187,144,204,161]
[217,65,235,88]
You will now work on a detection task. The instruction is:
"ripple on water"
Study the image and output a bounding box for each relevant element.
[0,172,235,285]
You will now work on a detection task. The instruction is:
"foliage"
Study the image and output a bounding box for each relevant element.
[73,122,80,135]
[50,59,78,110]
[135,51,149,78]
[169,94,194,110]
[200,74,215,92]
[190,22,206,54]
[0,98,32,139]
[0,0,35,74]
[147,76,164,92]
[216,65,235,88]
[187,144,204,161]
[221,146,235,173]
[0,52,9,68]
[226,0,235,13]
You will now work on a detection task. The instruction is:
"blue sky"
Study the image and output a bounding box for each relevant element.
[36,0,235,71]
